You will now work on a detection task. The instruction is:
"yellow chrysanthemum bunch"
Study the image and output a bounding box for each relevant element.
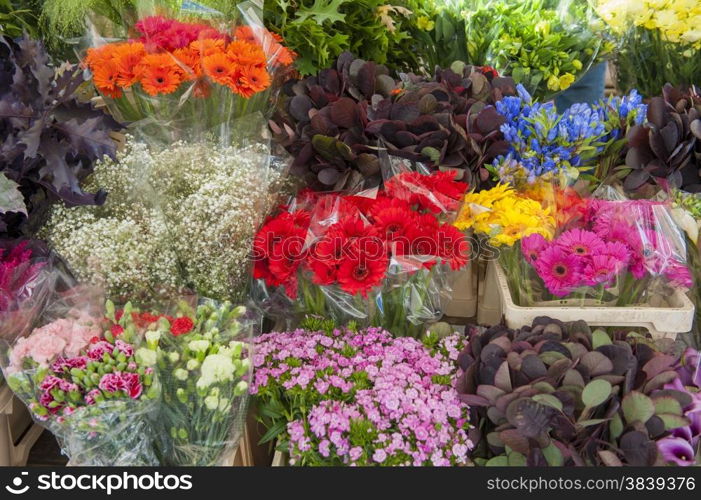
[454,184,555,247]
[597,0,701,47]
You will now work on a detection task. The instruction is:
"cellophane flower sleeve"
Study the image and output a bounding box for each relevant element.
[0,282,161,466]
[138,298,257,466]
[252,151,471,337]
[509,186,693,307]
[82,0,295,145]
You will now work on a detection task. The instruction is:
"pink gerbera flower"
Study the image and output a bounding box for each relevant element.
[583,255,621,287]
[535,246,582,297]
[640,229,675,275]
[602,241,631,267]
[521,233,549,265]
[555,229,605,258]
[664,262,693,289]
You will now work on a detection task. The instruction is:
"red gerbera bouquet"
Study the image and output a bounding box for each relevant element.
[252,171,470,337]
[83,4,294,144]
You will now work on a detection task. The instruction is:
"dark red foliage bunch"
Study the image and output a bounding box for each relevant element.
[269,53,516,191]
[624,84,701,192]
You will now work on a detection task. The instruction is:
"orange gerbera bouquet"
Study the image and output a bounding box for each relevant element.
[84,15,295,143]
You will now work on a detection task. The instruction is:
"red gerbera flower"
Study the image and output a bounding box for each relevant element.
[437,224,470,270]
[337,254,388,297]
[371,205,416,242]
[170,317,195,336]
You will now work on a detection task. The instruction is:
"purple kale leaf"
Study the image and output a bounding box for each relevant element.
[0,35,122,236]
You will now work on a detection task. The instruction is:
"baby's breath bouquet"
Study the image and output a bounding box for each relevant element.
[42,137,285,302]
[132,299,255,466]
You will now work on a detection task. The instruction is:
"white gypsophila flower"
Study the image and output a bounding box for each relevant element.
[41,137,288,301]
[196,354,235,389]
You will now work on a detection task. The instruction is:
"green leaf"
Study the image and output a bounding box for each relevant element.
[485,456,509,466]
[295,0,348,25]
[0,173,26,216]
[658,413,690,430]
[507,452,527,466]
[542,443,564,466]
[592,329,612,349]
[581,379,612,408]
[532,394,563,411]
[259,420,288,444]
[653,396,683,416]
[622,391,655,424]
[609,413,624,440]
[421,147,441,163]
[577,418,609,427]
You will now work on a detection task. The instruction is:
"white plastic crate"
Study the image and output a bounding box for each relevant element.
[0,383,43,466]
[443,263,478,318]
[477,261,695,339]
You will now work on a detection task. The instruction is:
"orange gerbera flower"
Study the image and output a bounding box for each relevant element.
[233,26,257,43]
[138,53,184,96]
[92,59,122,98]
[271,43,295,66]
[188,38,226,57]
[226,40,266,68]
[172,47,202,79]
[202,52,236,87]
[112,42,146,87]
[232,65,271,97]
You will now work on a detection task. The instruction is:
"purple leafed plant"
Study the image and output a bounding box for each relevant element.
[269,53,516,191]
[0,35,122,236]
[624,84,701,193]
[456,317,700,466]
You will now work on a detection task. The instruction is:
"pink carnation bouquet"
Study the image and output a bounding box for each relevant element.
[514,199,693,306]
[250,320,472,466]
[2,298,159,465]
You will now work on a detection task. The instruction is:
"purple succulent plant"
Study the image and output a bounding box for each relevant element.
[456,318,700,466]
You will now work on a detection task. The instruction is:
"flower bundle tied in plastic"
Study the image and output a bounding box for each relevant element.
[516,196,691,307]
[0,284,160,466]
[455,183,693,306]
[127,298,256,466]
[82,0,295,144]
[253,155,470,337]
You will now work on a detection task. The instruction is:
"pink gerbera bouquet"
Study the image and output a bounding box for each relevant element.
[515,199,692,305]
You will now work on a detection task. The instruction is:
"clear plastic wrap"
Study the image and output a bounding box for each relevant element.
[81,0,295,145]
[252,153,470,337]
[501,188,693,307]
[0,282,161,466]
[147,299,257,466]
